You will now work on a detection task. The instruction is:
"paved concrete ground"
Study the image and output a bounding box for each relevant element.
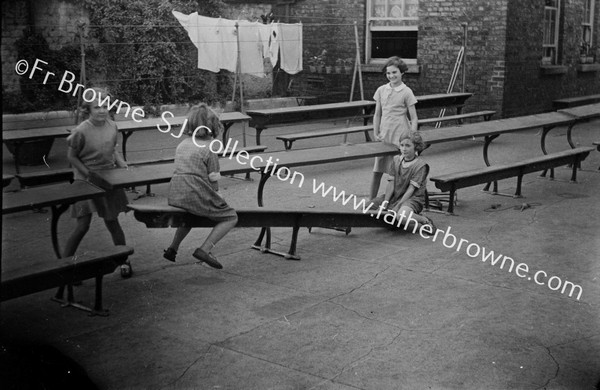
[2,117,599,389]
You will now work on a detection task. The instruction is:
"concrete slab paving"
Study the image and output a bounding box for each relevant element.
[2,118,599,389]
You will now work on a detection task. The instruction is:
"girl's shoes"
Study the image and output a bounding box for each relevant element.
[192,248,223,269]
[163,248,177,262]
[120,261,133,278]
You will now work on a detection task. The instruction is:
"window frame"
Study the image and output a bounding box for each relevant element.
[542,0,561,64]
[582,0,595,54]
[365,0,419,65]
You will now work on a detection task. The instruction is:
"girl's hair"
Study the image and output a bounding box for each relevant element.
[80,87,110,118]
[382,56,408,74]
[400,131,426,153]
[184,103,222,140]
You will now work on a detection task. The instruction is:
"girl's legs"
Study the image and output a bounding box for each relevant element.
[104,218,126,246]
[62,214,92,258]
[370,171,384,199]
[199,217,238,253]
[104,218,132,278]
[193,216,238,269]
[164,227,192,261]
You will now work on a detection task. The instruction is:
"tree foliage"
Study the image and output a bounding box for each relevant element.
[82,0,231,110]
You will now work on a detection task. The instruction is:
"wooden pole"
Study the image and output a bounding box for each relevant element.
[345,21,364,144]
[234,22,247,146]
[75,20,86,125]
[461,22,467,93]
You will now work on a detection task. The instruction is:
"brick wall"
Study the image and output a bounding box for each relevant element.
[504,0,600,117]
[291,0,507,114]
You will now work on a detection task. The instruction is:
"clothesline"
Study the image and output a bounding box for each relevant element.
[19,39,303,46]
[19,70,301,88]
[10,22,358,29]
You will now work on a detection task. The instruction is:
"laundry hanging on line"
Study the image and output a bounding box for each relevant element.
[172,11,303,76]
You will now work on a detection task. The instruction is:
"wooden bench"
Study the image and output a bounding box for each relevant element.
[275,110,497,150]
[418,110,496,129]
[116,111,250,160]
[1,246,134,316]
[3,174,14,188]
[128,204,385,260]
[127,144,268,166]
[276,125,373,150]
[2,126,71,174]
[15,168,74,188]
[553,94,600,109]
[246,93,473,146]
[429,147,594,214]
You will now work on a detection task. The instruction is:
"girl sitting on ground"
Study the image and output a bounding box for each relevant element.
[370,131,435,232]
[163,104,238,269]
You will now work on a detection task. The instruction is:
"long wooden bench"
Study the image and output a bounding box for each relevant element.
[128,204,385,260]
[418,110,496,129]
[16,168,74,188]
[247,93,473,146]
[553,94,600,109]
[127,144,268,166]
[1,245,134,315]
[277,125,373,150]
[429,147,594,214]
[275,110,497,150]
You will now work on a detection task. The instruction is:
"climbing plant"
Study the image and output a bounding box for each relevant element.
[3,30,84,113]
[82,0,231,110]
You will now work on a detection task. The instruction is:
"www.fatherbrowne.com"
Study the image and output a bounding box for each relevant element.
[310,180,583,301]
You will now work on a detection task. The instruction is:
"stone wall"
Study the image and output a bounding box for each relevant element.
[2,0,88,93]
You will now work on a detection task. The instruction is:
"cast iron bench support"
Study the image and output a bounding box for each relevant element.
[1,246,134,316]
[430,147,594,214]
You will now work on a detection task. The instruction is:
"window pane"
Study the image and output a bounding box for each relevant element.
[371,30,418,58]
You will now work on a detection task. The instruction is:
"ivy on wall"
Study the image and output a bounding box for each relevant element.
[3,0,231,114]
[82,0,231,112]
[2,30,84,113]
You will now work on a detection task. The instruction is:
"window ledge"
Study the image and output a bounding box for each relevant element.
[362,63,422,74]
[540,65,568,75]
[577,63,600,72]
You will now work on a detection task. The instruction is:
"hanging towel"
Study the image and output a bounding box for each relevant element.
[172,11,220,72]
[277,23,303,74]
[237,20,267,77]
[216,17,238,72]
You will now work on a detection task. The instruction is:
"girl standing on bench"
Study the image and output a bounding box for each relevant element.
[63,87,132,278]
[370,56,418,199]
[370,131,435,232]
[163,104,238,269]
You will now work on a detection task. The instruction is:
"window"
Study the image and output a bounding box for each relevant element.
[542,0,561,64]
[366,0,419,64]
[582,0,595,55]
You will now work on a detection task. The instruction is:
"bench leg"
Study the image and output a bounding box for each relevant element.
[514,174,523,197]
[283,140,294,150]
[483,134,500,167]
[446,187,457,214]
[364,130,372,142]
[255,128,264,146]
[570,159,579,182]
[92,275,109,316]
[122,131,132,161]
